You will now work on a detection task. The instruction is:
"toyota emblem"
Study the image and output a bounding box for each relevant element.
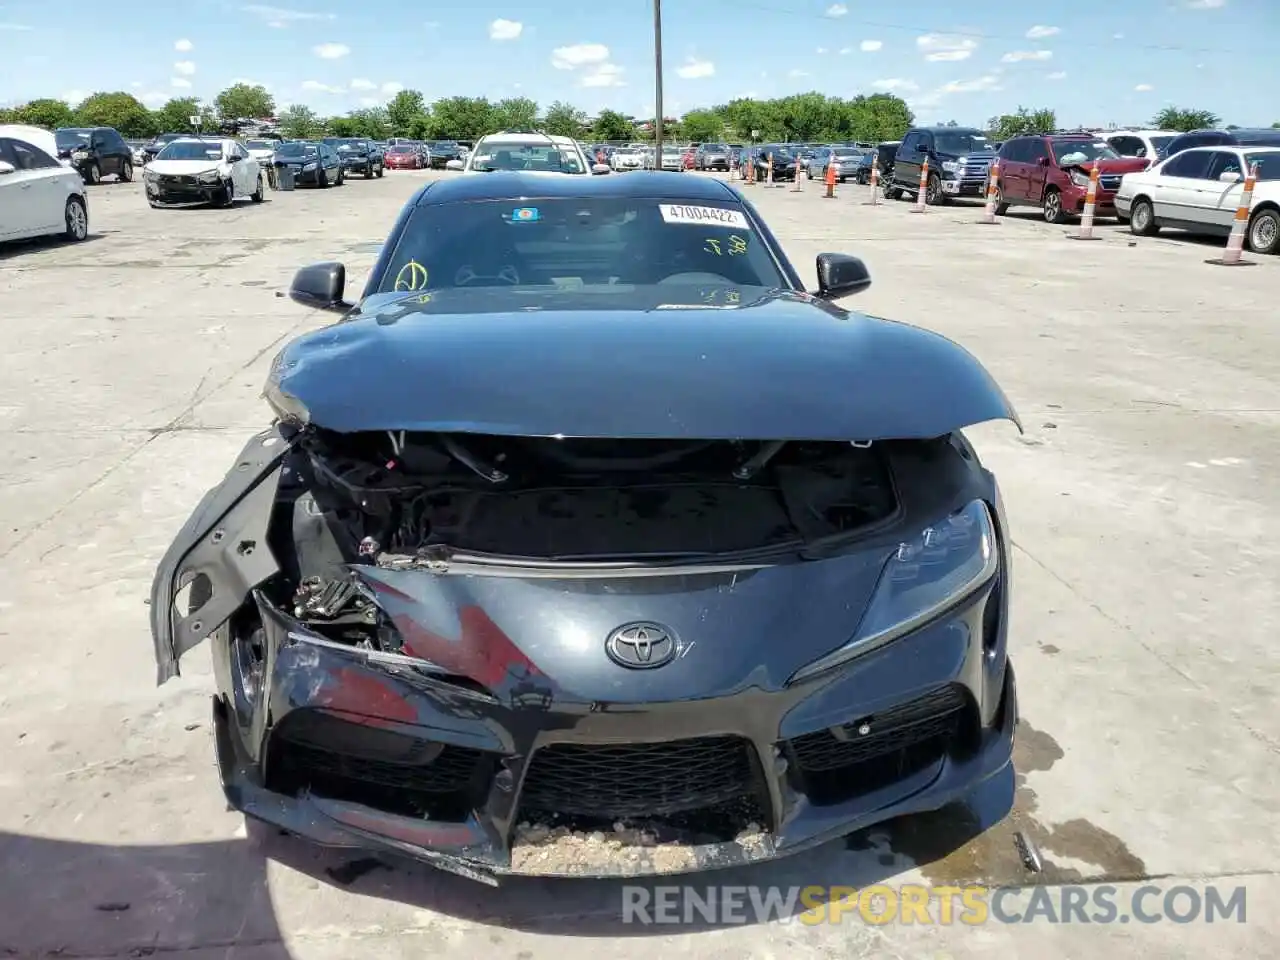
[605,622,678,669]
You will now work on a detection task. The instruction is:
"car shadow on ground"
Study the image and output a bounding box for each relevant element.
[0,233,103,261]
[0,769,1013,951]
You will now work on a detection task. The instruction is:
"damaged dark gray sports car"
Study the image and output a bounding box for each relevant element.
[150,172,1020,884]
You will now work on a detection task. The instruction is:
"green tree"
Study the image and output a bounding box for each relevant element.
[327,116,360,136]
[214,83,275,120]
[386,89,427,136]
[1151,107,1219,132]
[591,109,633,142]
[10,98,77,130]
[679,109,724,143]
[347,107,391,139]
[152,97,202,133]
[543,100,587,138]
[493,97,539,131]
[278,104,325,139]
[430,96,495,140]
[75,92,156,137]
[987,106,1056,140]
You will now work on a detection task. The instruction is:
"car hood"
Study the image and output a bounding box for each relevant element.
[268,288,1020,439]
[274,154,317,163]
[148,159,225,175]
[1072,157,1150,174]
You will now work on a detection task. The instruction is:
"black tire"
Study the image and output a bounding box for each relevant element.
[365,164,374,179]
[336,169,344,185]
[148,199,161,208]
[318,167,330,188]
[1129,197,1158,236]
[376,163,383,178]
[221,179,235,207]
[119,160,133,183]
[85,162,101,185]
[884,180,902,200]
[1042,187,1066,224]
[251,174,265,203]
[993,186,1009,216]
[64,195,89,241]
[925,172,944,205]
[1247,208,1279,255]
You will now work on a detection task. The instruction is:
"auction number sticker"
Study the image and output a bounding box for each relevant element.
[660,204,750,229]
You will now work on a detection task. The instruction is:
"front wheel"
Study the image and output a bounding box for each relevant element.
[318,167,330,188]
[1247,208,1279,254]
[221,179,235,206]
[119,160,133,183]
[884,180,902,200]
[251,174,265,203]
[1042,187,1066,224]
[925,173,944,205]
[1129,198,1158,236]
[993,186,1009,216]
[64,196,88,241]
[85,162,101,185]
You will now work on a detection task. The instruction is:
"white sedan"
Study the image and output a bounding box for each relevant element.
[1115,145,1280,254]
[144,136,264,208]
[0,124,90,245]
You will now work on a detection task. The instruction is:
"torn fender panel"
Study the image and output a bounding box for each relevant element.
[149,426,294,684]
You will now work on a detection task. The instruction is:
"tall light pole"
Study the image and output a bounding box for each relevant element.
[653,0,664,157]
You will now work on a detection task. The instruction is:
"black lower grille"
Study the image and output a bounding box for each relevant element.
[265,709,492,819]
[785,685,970,805]
[520,736,758,819]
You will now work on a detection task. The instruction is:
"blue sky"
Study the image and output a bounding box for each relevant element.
[1,1,1275,126]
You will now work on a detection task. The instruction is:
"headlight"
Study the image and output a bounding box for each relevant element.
[789,499,1000,684]
[197,170,221,184]
[303,162,317,170]
[941,160,961,173]
[1069,170,1091,188]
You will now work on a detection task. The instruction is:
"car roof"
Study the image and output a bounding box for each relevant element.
[412,170,738,206]
[480,132,577,146]
[1108,129,1177,137]
[1174,145,1280,154]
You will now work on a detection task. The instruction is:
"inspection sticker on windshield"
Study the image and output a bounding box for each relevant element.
[660,204,749,229]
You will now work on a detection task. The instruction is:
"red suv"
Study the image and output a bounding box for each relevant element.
[993,134,1150,223]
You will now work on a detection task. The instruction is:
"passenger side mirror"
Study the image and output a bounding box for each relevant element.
[813,253,871,299]
[0,161,14,175]
[445,159,464,170]
[289,262,349,312]
[1218,170,1242,183]
[591,163,612,175]
[1036,156,1049,166]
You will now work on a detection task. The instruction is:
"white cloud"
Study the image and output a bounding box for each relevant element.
[359,97,380,107]
[551,43,609,69]
[838,46,852,54]
[424,20,440,28]
[489,18,522,40]
[677,58,715,79]
[230,78,268,89]
[1185,0,1225,8]
[130,81,143,89]
[940,74,1002,94]
[350,77,376,91]
[312,42,349,59]
[871,78,919,92]
[173,60,196,75]
[62,89,88,104]
[1001,50,1052,62]
[1025,25,1059,38]
[1134,83,1154,91]
[1113,32,1125,39]
[241,4,335,28]
[825,3,847,16]
[816,47,827,54]
[381,81,403,95]
[170,77,192,89]
[0,22,33,30]
[1047,70,1067,80]
[301,79,344,93]
[139,91,167,107]
[581,62,625,87]
[917,33,978,62]
[860,39,883,52]
[174,38,194,51]
[788,68,811,78]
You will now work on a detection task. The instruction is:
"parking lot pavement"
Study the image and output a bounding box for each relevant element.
[1,171,1276,959]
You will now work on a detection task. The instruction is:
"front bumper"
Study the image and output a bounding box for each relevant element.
[1063,184,1120,216]
[940,175,989,197]
[340,156,375,172]
[701,158,729,170]
[210,579,1016,884]
[145,178,224,206]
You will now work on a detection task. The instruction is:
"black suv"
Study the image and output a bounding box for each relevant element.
[322,137,385,178]
[427,140,462,169]
[887,127,995,204]
[54,127,134,184]
[1162,127,1280,160]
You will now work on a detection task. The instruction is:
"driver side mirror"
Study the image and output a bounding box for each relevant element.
[591,163,612,175]
[289,262,350,312]
[1036,156,1049,166]
[1219,170,1242,183]
[0,160,15,175]
[445,159,464,170]
[813,253,871,299]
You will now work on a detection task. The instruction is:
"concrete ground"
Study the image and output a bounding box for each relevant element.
[1,169,1276,959]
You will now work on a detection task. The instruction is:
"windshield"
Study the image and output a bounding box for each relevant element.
[156,141,223,161]
[379,198,785,297]
[1244,152,1280,181]
[1052,140,1119,165]
[56,129,90,148]
[1150,136,1175,155]
[470,143,585,173]
[275,142,316,156]
[244,140,275,150]
[934,133,991,155]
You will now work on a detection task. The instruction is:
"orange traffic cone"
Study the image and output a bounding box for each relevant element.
[823,159,836,199]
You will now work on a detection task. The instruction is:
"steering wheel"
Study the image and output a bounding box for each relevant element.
[454,264,521,286]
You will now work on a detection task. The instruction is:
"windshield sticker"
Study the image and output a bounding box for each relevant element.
[704,238,722,255]
[660,204,750,229]
[394,260,429,291]
[727,234,748,255]
[510,206,541,222]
